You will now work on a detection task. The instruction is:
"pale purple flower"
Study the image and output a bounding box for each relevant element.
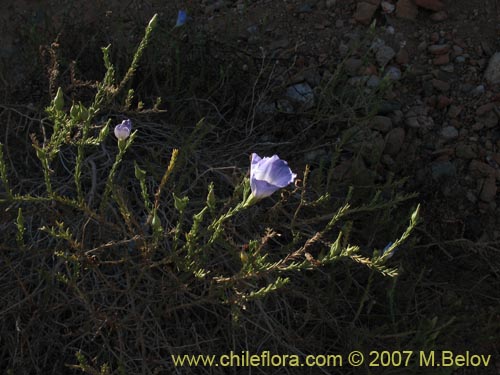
[114,119,132,141]
[175,10,188,27]
[248,153,296,202]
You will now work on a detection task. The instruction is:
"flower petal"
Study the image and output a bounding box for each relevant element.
[114,119,132,140]
[249,153,296,200]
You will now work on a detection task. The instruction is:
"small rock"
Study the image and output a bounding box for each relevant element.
[447,105,462,118]
[338,43,349,57]
[437,95,453,109]
[376,45,396,67]
[326,0,336,8]
[471,85,485,97]
[384,127,405,156]
[430,10,448,21]
[480,177,497,202]
[479,111,499,128]
[396,0,418,20]
[354,2,379,25]
[423,81,434,96]
[469,160,496,177]
[285,83,315,110]
[385,66,402,80]
[297,4,313,13]
[440,64,454,73]
[246,25,259,34]
[370,38,386,51]
[406,115,434,129]
[432,79,450,92]
[406,105,429,117]
[390,110,404,125]
[433,54,450,65]
[345,58,363,76]
[366,75,381,88]
[378,100,402,114]
[476,103,495,116]
[428,44,450,55]
[481,41,493,56]
[455,144,477,159]
[396,48,410,64]
[417,41,428,52]
[381,1,395,13]
[405,117,420,128]
[370,115,393,133]
[431,161,456,180]
[414,0,444,11]
[484,52,500,84]
[441,126,459,140]
[270,39,289,50]
[453,45,464,55]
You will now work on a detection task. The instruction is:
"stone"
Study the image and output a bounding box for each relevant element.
[430,10,448,21]
[484,52,500,84]
[326,0,336,8]
[345,58,363,76]
[396,0,418,20]
[396,48,410,64]
[471,85,485,97]
[437,95,453,109]
[405,117,420,128]
[297,4,313,13]
[440,126,459,140]
[370,115,393,133]
[381,1,395,13]
[366,75,381,88]
[285,83,314,110]
[476,103,494,116]
[455,144,477,159]
[431,161,456,180]
[428,44,450,55]
[447,105,462,118]
[385,66,402,80]
[376,45,396,67]
[432,79,450,92]
[433,54,450,65]
[384,127,405,156]
[479,111,499,128]
[469,160,496,177]
[354,2,379,25]
[414,0,445,11]
[480,177,497,202]
[378,100,402,114]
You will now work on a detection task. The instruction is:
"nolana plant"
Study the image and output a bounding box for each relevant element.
[0,13,420,374]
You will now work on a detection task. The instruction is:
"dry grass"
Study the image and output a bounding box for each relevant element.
[0,4,499,375]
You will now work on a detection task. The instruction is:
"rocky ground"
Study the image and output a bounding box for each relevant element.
[217,0,500,242]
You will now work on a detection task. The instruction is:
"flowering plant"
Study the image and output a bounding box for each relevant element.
[244,153,296,207]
